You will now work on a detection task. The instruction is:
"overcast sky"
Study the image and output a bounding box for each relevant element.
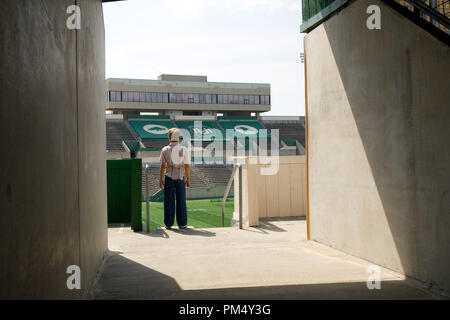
[103,0,305,116]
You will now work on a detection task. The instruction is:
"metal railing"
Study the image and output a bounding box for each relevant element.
[145,162,244,231]
[221,163,243,229]
[144,163,151,233]
[399,0,450,31]
[301,0,450,37]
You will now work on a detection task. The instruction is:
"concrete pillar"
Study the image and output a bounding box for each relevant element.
[0,0,107,299]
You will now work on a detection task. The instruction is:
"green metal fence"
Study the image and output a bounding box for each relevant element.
[107,158,142,231]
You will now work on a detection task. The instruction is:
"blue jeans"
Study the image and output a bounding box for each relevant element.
[163,176,187,227]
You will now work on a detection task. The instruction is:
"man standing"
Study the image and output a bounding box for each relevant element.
[159,128,191,229]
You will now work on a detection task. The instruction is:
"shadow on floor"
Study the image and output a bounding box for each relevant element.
[258,221,287,232]
[257,217,306,233]
[92,253,443,300]
[136,227,217,239]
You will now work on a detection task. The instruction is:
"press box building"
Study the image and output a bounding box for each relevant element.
[106,74,271,118]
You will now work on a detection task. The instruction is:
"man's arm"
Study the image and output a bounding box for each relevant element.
[159,162,167,189]
[184,164,190,188]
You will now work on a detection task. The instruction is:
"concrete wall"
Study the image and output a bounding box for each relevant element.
[0,0,107,299]
[305,0,450,293]
[77,0,108,300]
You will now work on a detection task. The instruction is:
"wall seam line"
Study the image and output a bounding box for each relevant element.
[74,0,82,300]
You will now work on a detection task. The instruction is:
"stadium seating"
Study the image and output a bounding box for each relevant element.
[175,121,225,142]
[261,122,305,148]
[196,165,234,188]
[128,119,174,140]
[189,166,212,188]
[219,120,269,139]
[217,118,270,154]
[106,119,138,152]
[107,116,305,200]
[141,164,234,200]
[141,139,169,149]
[141,167,160,197]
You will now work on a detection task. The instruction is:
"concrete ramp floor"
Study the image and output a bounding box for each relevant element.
[91,218,444,299]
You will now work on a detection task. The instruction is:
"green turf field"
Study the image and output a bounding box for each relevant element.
[141,198,234,230]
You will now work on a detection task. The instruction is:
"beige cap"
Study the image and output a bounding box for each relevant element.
[170,128,182,142]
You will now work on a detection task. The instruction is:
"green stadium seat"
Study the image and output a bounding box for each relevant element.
[128,120,174,140]
[219,120,270,139]
[175,121,226,142]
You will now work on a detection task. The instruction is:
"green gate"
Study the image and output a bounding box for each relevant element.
[107,158,142,231]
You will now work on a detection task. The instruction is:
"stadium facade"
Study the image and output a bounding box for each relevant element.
[106,74,270,117]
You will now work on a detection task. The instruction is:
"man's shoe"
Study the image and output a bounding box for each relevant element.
[179,225,187,230]
[165,225,172,230]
